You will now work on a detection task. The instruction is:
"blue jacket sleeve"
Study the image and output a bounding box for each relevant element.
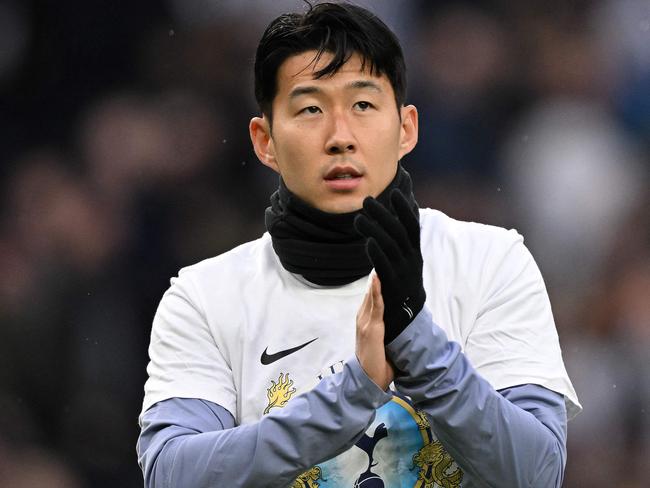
[386,305,568,488]
[138,316,568,487]
[137,357,392,487]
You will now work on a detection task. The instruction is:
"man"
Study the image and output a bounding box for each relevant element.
[137,3,580,487]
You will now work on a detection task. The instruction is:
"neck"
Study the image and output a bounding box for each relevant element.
[265,164,418,285]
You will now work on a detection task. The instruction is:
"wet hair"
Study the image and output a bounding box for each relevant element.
[253,2,407,120]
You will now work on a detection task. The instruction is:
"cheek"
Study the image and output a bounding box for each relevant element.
[278,143,311,176]
[273,134,318,185]
[366,123,401,159]
[275,123,311,157]
[279,124,323,160]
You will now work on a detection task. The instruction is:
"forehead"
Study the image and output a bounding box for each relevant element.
[275,50,392,96]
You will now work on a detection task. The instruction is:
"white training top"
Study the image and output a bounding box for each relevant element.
[141,208,580,484]
[142,207,580,419]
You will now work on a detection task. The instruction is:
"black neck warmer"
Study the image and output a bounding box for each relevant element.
[265,165,418,286]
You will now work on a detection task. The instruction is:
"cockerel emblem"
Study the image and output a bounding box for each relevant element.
[263,372,297,415]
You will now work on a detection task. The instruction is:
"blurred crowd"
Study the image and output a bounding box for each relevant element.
[0,1,648,486]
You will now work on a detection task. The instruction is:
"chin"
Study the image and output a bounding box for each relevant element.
[319,196,364,214]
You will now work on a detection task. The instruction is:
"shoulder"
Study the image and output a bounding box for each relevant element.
[417,208,539,312]
[418,208,525,265]
[176,233,275,285]
[161,234,277,312]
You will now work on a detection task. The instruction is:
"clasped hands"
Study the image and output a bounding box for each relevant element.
[354,190,425,391]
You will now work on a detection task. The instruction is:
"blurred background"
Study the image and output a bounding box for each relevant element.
[0,0,648,486]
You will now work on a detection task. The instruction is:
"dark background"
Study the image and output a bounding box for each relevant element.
[0,1,648,486]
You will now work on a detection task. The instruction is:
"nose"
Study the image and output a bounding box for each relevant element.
[325,112,356,155]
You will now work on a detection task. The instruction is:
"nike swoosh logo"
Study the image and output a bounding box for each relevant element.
[260,338,318,365]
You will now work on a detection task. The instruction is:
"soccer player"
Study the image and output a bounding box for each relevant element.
[137,3,581,486]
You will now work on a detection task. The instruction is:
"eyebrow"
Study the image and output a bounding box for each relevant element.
[288,80,383,99]
[346,80,382,92]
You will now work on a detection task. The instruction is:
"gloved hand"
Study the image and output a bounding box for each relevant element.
[354,189,426,344]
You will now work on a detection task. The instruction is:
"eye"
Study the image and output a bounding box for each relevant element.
[354,101,374,111]
[300,106,322,115]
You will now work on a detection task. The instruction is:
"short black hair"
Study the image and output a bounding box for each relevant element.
[253,2,407,119]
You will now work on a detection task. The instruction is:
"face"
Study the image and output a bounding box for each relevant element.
[250,51,418,213]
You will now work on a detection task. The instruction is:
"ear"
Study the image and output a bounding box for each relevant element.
[249,116,279,172]
[397,104,418,159]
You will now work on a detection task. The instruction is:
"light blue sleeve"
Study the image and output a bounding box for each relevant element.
[386,305,568,488]
[137,357,392,488]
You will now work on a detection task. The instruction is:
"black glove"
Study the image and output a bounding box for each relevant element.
[354,189,426,344]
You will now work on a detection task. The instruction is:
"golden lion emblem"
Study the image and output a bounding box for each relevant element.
[291,466,325,488]
[411,440,463,488]
[414,409,431,431]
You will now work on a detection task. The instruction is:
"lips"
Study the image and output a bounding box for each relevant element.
[324,165,362,180]
[323,165,363,191]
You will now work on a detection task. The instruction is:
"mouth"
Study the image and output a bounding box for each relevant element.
[323,165,363,191]
[324,165,363,180]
